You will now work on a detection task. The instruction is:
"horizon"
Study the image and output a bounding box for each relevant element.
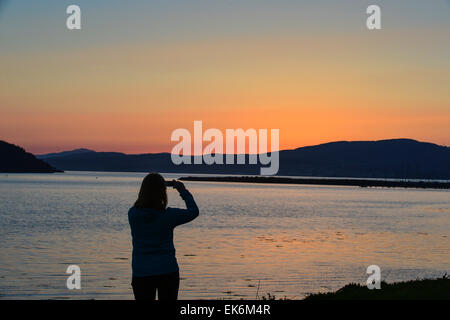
[30,137,449,156]
[1,1,449,154]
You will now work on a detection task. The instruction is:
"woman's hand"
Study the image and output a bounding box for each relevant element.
[172,180,186,193]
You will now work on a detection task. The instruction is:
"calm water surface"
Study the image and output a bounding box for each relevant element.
[0,171,449,299]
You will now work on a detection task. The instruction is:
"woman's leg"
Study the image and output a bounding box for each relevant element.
[131,276,157,300]
[157,270,180,301]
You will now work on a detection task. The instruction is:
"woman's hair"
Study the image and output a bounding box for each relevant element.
[134,173,167,211]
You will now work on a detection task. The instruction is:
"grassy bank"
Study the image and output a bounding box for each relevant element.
[303,276,450,300]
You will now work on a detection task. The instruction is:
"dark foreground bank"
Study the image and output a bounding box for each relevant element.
[304,277,450,300]
[179,176,450,189]
[0,140,61,173]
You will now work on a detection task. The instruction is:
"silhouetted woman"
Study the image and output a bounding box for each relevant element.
[128,173,199,300]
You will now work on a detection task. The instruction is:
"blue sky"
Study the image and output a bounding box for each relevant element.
[1,0,449,53]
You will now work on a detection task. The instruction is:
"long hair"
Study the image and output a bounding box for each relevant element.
[134,173,167,211]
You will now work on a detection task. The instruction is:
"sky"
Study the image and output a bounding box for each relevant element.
[1,0,449,154]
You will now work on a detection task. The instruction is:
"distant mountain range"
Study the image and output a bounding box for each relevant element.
[37,148,95,159]
[34,139,450,179]
[0,141,59,173]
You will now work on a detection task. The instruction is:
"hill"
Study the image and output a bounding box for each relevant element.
[38,139,450,179]
[280,139,450,179]
[36,148,95,159]
[0,141,60,173]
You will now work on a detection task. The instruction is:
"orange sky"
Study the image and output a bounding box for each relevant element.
[1,1,449,154]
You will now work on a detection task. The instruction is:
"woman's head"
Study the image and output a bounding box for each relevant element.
[134,173,167,210]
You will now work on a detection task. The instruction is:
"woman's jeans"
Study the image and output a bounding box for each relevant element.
[131,270,180,300]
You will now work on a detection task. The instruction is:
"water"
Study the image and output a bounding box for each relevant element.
[0,171,449,299]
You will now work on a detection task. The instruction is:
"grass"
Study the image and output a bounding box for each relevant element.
[304,276,450,300]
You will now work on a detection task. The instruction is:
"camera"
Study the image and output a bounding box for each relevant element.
[165,180,175,187]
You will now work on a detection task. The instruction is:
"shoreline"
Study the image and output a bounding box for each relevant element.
[179,176,450,189]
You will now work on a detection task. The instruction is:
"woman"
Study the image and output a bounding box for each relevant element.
[128,173,199,300]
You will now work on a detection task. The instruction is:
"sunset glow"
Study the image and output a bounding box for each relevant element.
[1,1,449,154]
